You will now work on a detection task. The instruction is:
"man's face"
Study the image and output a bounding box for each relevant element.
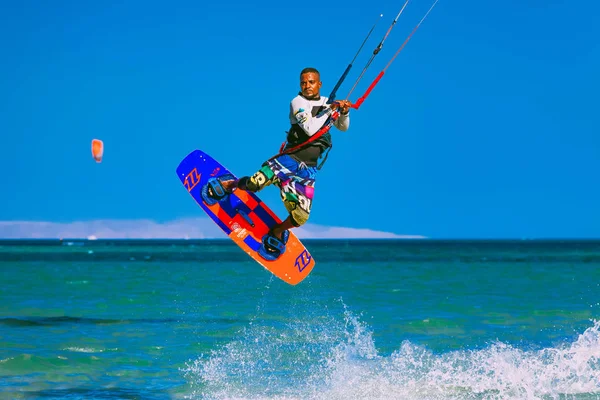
[300,72,322,100]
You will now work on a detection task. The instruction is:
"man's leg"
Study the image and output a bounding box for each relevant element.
[270,180,313,239]
[225,157,315,242]
[269,216,297,240]
[224,164,276,193]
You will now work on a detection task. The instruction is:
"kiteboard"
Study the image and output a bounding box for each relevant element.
[176,149,315,285]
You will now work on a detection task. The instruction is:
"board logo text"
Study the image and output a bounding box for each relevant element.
[184,168,201,192]
[295,250,312,272]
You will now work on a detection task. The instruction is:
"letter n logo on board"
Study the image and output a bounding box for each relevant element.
[184,168,201,192]
[295,250,312,272]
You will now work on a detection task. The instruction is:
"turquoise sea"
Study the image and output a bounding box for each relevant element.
[1,239,600,399]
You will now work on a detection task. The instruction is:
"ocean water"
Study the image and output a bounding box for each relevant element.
[1,239,600,400]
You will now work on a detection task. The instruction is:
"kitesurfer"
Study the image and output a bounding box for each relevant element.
[205,67,351,260]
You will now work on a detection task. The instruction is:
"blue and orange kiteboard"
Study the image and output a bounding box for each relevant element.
[176,149,315,285]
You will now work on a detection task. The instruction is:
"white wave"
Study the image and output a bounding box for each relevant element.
[183,306,600,400]
[63,347,103,353]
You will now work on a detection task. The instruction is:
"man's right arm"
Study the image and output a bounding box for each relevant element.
[290,97,333,137]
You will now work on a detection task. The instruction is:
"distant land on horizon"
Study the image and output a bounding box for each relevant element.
[0,219,597,241]
[0,218,426,240]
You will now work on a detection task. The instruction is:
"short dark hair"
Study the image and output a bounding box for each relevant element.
[300,67,320,77]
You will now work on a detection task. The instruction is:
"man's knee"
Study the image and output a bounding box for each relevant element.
[283,192,311,227]
[237,176,258,192]
[290,209,309,227]
[238,166,275,192]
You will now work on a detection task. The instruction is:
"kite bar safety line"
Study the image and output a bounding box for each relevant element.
[351,0,440,109]
[345,0,410,101]
[327,13,383,104]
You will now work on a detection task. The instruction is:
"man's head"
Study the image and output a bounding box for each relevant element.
[299,67,322,100]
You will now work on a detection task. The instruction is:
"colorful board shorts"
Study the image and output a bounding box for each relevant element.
[248,154,317,226]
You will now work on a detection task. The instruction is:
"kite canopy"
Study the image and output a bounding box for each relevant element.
[92,139,104,163]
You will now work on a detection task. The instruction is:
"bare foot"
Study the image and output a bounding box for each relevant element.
[270,225,283,240]
[220,179,238,193]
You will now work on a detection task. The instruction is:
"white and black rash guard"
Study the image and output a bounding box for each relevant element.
[284,93,350,167]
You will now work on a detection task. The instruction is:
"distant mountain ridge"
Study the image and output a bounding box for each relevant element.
[0,218,426,239]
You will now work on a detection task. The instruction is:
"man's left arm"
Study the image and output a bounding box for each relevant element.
[332,100,351,132]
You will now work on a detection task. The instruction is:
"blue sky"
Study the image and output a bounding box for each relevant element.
[1,0,598,239]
